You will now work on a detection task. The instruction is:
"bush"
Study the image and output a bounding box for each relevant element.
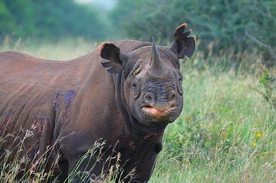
[0,0,110,42]
[111,0,276,63]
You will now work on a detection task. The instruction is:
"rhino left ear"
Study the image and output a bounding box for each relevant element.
[100,42,128,74]
[170,23,195,59]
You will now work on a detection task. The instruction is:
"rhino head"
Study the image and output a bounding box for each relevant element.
[100,23,195,126]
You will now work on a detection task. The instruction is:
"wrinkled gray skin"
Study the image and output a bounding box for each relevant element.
[0,23,195,182]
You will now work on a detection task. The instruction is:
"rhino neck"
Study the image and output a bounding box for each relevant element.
[112,73,167,141]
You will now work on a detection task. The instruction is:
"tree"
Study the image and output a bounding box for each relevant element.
[110,0,276,60]
[0,0,110,41]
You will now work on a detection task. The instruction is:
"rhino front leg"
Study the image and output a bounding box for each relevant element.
[67,152,108,182]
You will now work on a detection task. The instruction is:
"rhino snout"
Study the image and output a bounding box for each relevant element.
[141,89,178,118]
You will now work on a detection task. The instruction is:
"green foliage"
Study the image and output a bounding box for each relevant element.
[110,0,186,43]
[0,0,109,41]
[252,69,276,110]
[2,0,276,65]
[111,0,276,61]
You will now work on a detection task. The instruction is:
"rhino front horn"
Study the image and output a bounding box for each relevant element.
[149,37,169,75]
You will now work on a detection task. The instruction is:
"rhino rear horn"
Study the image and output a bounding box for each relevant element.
[170,23,195,59]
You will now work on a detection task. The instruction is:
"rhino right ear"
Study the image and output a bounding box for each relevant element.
[100,42,128,74]
[170,23,195,59]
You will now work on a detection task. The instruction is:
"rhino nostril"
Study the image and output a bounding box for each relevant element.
[144,93,155,105]
[168,91,176,102]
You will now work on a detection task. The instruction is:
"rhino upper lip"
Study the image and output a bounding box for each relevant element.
[141,105,177,116]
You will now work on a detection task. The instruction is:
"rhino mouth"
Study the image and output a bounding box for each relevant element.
[142,106,176,116]
[141,105,178,123]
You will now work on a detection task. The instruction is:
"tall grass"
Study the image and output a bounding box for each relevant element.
[1,37,98,60]
[0,39,275,182]
[0,129,59,182]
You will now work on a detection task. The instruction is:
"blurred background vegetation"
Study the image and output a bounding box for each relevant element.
[1,0,275,66]
[0,0,110,41]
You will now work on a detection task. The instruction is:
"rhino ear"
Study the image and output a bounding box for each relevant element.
[170,23,195,59]
[100,42,128,74]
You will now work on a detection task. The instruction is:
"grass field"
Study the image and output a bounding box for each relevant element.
[1,40,275,182]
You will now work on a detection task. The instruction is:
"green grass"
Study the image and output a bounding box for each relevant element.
[1,39,275,182]
[150,72,275,182]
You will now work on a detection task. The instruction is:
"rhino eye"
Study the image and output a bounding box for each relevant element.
[177,76,183,95]
[133,82,141,100]
[178,77,182,84]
